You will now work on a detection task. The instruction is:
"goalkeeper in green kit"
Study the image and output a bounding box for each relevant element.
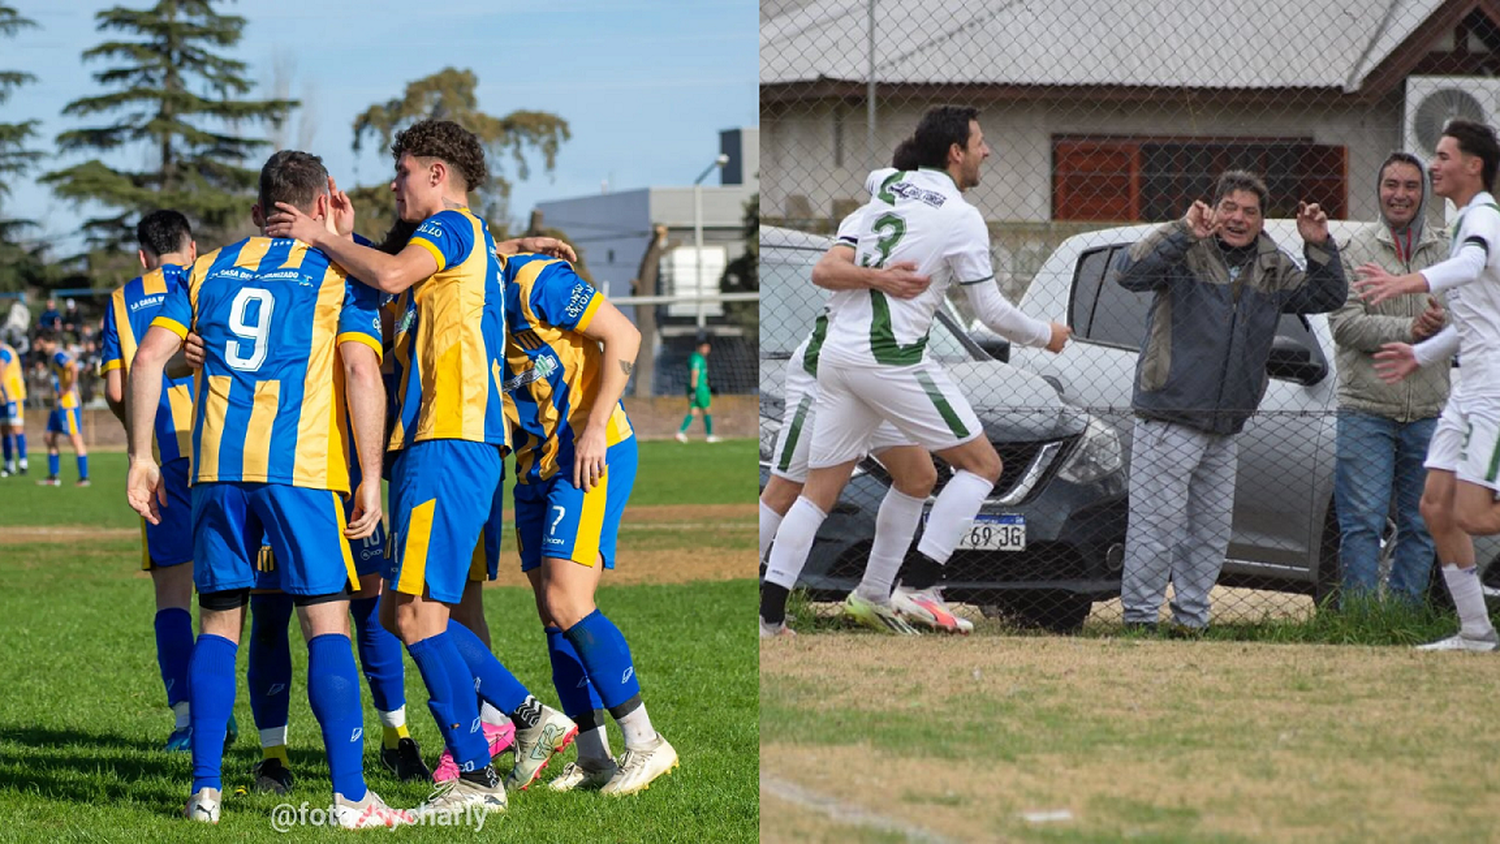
[675,336,719,443]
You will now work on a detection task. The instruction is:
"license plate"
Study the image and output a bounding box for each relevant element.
[949,514,1025,551]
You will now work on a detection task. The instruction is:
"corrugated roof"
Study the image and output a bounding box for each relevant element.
[762,0,1446,92]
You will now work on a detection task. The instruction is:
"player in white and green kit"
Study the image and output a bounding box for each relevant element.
[759,105,1072,633]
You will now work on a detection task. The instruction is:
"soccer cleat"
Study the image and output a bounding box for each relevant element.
[674,431,688,443]
[37,476,59,486]
[504,705,578,791]
[165,726,192,753]
[414,771,507,819]
[891,585,974,634]
[842,592,919,635]
[250,757,294,794]
[381,736,433,783]
[705,435,722,444]
[600,734,679,796]
[334,789,413,829]
[0,468,10,478]
[759,618,796,639]
[1416,629,1500,652]
[183,787,221,824]
[433,721,516,783]
[547,757,619,792]
[75,478,90,487]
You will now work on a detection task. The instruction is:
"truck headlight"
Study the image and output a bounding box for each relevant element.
[1056,417,1123,484]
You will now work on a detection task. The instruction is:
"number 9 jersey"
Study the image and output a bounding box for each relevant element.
[151,236,384,493]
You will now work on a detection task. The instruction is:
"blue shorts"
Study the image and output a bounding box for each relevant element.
[192,481,358,597]
[386,440,503,604]
[1,401,20,426]
[468,478,505,584]
[254,510,387,591]
[514,437,637,572]
[47,407,81,436]
[141,458,192,569]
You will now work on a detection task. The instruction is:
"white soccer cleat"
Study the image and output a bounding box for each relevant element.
[759,617,797,639]
[333,789,414,829]
[413,775,507,819]
[548,757,619,792]
[600,734,679,796]
[1416,629,1500,652]
[705,435,722,443]
[891,585,974,634]
[183,787,221,824]
[505,706,578,791]
[674,431,689,443]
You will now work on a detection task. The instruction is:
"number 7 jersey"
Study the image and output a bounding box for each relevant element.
[151,236,383,493]
[817,166,995,369]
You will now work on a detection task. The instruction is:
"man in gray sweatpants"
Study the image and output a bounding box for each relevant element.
[1114,170,1347,631]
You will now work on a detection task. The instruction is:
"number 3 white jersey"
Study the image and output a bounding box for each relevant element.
[817,168,996,369]
[1424,191,1500,399]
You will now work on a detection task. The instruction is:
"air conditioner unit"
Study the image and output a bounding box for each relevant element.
[1403,76,1500,157]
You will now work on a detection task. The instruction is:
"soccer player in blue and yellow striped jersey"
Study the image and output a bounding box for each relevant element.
[126,150,407,828]
[0,339,26,476]
[266,119,579,814]
[501,252,678,795]
[100,209,200,751]
[32,330,88,486]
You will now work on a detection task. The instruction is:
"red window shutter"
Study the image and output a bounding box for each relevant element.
[1053,140,1140,222]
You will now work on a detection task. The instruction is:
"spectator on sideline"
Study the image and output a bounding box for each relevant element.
[37,298,60,333]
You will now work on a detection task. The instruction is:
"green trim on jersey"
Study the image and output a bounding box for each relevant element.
[868,290,928,366]
[914,369,968,438]
[802,313,828,376]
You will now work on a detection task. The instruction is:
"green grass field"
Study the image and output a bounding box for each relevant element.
[0,442,757,841]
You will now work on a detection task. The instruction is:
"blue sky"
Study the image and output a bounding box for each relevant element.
[3,0,757,254]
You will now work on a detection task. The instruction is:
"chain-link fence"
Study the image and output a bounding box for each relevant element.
[758,0,1500,633]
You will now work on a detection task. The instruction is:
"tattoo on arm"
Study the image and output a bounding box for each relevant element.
[619,360,634,376]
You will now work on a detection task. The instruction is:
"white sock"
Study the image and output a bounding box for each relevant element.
[764,497,827,591]
[915,469,994,564]
[856,487,925,603]
[479,702,507,727]
[1441,564,1495,637]
[758,500,784,562]
[616,703,657,750]
[260,725,287,748]
[376,706,406,729]
[172,701,190,729]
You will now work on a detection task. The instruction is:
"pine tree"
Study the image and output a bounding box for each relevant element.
[347,67,570,240]
[42,0,296,247]
[0,4,40,208]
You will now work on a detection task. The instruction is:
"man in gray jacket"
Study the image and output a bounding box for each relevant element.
[1114,170,1348,631]
[1330,152,1449,605]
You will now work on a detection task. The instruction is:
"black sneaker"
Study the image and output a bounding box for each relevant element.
[380,737,432,783]
[251,757,294,795]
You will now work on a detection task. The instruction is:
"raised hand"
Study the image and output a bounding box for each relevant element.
[1183,200,1217,239]
[1296,201,1329,246]
[327,176,355,238]
[1353,262,1422,306]
[1373,342,1420,384]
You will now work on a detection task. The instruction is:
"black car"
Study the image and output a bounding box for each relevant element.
[759,226,1129,631]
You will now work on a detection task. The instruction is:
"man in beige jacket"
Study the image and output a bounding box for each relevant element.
[1330,152,1449,604]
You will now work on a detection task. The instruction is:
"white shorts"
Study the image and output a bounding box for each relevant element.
[1425,396,1500,491]
[808,359,982,469]
[769,357,912,482]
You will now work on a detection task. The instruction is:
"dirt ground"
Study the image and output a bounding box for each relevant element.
[761,635,1500,842]
[3,502,757,587]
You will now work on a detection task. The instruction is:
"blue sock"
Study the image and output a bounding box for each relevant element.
[408,634,489,772]
[154,608,193,708]
[545,626,603,719]
[76,454,88,480]
[448,620,530,715]
[47,453,58,477]
[306,633,368,802]
[15,433,24,461]
[3,433,12,465]
[188,634,238,792]
[563,609,641,712]
[248,593,294,733]
[351,596,405,713]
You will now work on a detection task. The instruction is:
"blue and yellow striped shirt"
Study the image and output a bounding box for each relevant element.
[151,236,383,493]
[49,351,80,410]
[501,253,633,485]
[0,342,23,402]
[101,265,195,464]
[387,208,509,452]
